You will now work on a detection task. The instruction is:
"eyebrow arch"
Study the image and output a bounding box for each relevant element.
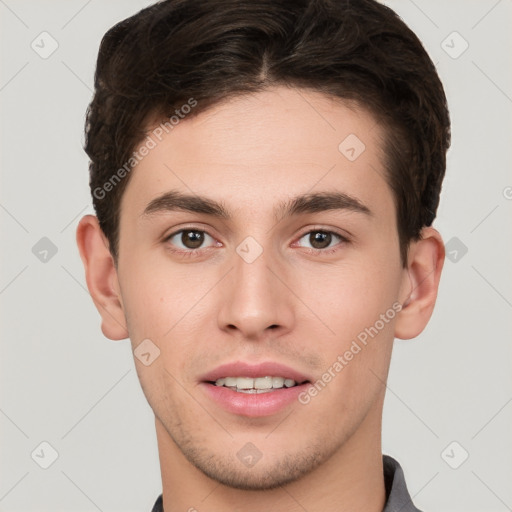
[141,189,372,222]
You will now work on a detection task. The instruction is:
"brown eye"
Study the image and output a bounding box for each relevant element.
[309,231,332,249]
[181,230,204,249]
[166,229,216,252]
[296,230,347,253]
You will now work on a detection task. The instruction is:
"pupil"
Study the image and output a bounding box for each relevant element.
[183,230,204,248]
[311,231,331,249]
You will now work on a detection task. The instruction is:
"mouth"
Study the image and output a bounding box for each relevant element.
[207,375,307,394]
[199,361,312,417]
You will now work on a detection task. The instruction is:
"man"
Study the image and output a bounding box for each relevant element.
[76,0,450,510]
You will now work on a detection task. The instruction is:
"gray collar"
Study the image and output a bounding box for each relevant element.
[382,454,423,512]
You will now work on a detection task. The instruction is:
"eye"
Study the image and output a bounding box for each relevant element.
[295,229,348,254]
[165,228,218,253]
[163,227,349,258]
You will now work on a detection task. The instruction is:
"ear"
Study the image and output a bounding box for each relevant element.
[76,215,129,341]
[395,227,445,340]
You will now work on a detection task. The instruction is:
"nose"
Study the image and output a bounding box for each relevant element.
[217,242,295,341]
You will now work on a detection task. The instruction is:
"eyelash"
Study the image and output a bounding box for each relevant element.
[163,226,349,259]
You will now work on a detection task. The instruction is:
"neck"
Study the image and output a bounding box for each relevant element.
[156,395,386,512]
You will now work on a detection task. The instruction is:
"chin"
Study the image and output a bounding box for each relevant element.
[184,442,329,491]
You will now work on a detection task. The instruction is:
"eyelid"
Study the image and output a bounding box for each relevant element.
[163,223,219,241]
[162,228,219,259]
[163,225,221,247]
[295,225,351,241]
[292,228,350,255]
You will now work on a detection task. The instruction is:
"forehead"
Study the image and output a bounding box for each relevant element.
[121,86,392,223]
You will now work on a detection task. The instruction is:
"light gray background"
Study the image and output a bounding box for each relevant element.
[1,1,511,511]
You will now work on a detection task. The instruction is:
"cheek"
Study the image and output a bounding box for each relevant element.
[119,253,196,331]
[119,255,225,380]
[300,256,401,339]
[295,253,401,407]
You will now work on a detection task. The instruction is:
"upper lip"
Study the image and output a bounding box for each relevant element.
[200,361,311,384]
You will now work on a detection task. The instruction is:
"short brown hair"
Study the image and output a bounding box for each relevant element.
[84,0,451,265]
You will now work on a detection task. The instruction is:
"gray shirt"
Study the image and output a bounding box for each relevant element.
[382,454,422,512]
[151,454,422,511]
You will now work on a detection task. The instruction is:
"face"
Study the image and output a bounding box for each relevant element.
[110,87,411,489]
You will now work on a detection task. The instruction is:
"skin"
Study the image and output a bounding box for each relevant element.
[77,86,444,512]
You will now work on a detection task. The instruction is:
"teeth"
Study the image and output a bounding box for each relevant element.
[254,376,273,389]
[236,377,254,390]
[272,376,285,388]
[214,376,298,391]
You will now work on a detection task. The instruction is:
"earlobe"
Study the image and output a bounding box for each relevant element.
[394,227,445,340]
[76,215,129,341]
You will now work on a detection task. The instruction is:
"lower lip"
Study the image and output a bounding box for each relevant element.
[200,382,310,417]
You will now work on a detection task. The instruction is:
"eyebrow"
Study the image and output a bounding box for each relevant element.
[141,189,372,222]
